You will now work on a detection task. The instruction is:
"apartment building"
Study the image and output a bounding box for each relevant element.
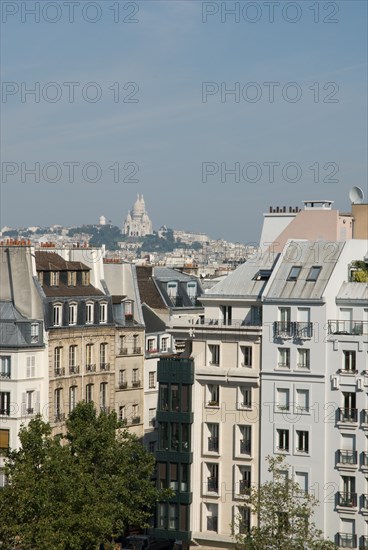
[0,244,48,484]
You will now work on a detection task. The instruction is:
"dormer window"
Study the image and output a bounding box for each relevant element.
[30,323,39,343]
[86,302,94,324]
[167,282,178,298]
[81,271,90,286]
[124,300,133,319]
[306,266,322,281]
[99,302,107,324]
[69,303,77,326]
[287,266,302,281]
[68,271,77,286]
[187,281,197,297]
[50,272,59,286]
[53,304,62,326]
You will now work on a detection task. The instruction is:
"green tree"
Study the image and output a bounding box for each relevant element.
[234,455,337,550]
[0,403,169,549]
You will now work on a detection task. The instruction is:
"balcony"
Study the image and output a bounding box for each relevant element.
[26,408,34,415]
[69,365,79,375]
[207,476,218,493]
[132,380,141,388]
[119,381,128,390]
[362,452,368,470]
[54,367,65,377]
[208,437,219,453]
[206,516,218,532]
[338,408,358,423]
[239,479,251,495]
[100,406,110,414]
[337,450,358,466]
[195,318,262,328]
[273,321,294,338]
[133,347,142,354]
[100,363,110,372]
[337,533,357,548]
[361,494,368,511]
[362,410,368,425]
[294,322,313,339]
[360,536,368,550]
[207,400,219,407]
[337,492,357,508]
[85,364,96,373]
[0,372,11,379]
[328,320,368,336]
[240,439,251,454]
[131,416,141,424]
[120,347,128,355]
[54,412,65,423]
[0,409,10,416]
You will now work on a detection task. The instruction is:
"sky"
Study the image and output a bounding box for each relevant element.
[1,0,367,243]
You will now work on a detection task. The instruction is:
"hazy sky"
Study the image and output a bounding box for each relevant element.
[1,0,367,243]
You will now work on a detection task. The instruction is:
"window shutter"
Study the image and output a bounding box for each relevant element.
[21,393,26,415]
[35,391,40,414]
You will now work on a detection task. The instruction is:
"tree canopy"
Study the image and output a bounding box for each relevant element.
[0,403,169,550]
[234,455,337,550]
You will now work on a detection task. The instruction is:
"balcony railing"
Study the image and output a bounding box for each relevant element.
[26,408,34,415]
[209,360,220,366]
[54,412,65,423]
[207,516,218,532]
[208,437,219,452]
[362,410,368,424]
[361,494,368,510]
[100,406,110,414]
[0,372,11,379]
[85,364,96,373]
[100,363,110,371]
[131,416,141,424]
[294,322,313,339]
[360,536,368,550]
[120,347,128,355]
[119,381,128,389]
[0,409,10,416]
[239,479,251,494]
[273,321,293,338]
[337,450,357,465]
[207,476,218,492]
[69,365,79,374]
[240,439,251,454]
[338,408,358,423]
[337,492,357,508]
[195,318,262,328]
[362,452,368,467]
[337,533,357,548]
[54,367,65,377]
[328,320,368,336]
[132,380,141,388]
[133,347,141,354]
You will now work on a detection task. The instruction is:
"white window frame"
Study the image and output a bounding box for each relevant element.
[85,302,94,325]
[99,302,107,324]
[148,371,155,389]
[30,323,39,343]
[53,303,62,326]
[69,303,77,326]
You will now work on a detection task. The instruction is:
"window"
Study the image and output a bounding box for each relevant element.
[0,356,11,379]
[149,408,156,426]
[207,384,219,406]
[147,339,156,352]
[132,368,139,385]
[148,441,155,453]
[167,282,177,298]
[54,388,62,419]
[159,384,169,411]
[119,406,125,421]
[148,371,155,389]
[295,472,308,494]
[296,430,309,453]
[296,389,309,412]
[279,307,291,324]
[0,468,8,488]
[241,346,252,367]
[207,423,219,453]
[168,503,178,530]
[187,281,197,298]
[54,347,62,372]
[69,386,77,413]
[50,271,59,286]
[161,337,168,352]
[53,304,62,326]
[100,343,108,369]
[277,429,289,452]
[26,391,35,414]
[0,392,10,416]
[100,383,108,409]
[171,385,179,411]
[209,344,220,366]
[343,351,356,372]
[85,384,93,403]
[69,303,77,325]
[278,348,290,368]
[37,271,43,285]
[86,344,93,370]
[237,506,251,534]
[0,430,10,452]
[30,323,39,343]
[206,463,219,493]
[239,386,252,408]
[306,266,322,281]
[81,271,90,286]
[133,334,140,353]
[99,302,107,324]
[297,348,310,369]
[119,370,126,388]
[26,355,35,378]
[67,271,77,286]
[132,403,139,422]
[240,425,252,454]
[276,389,290,411]
[238,467,251,495]
[340,476,356,507]
[205,503,218,532]
[287,266,302,281]
[124,300,133,318]
[69,345,77,370]
[277,307,292,337]
[221,305,232,325]
[85,302,94,324]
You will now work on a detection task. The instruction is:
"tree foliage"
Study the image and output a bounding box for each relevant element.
[234,455,337,550]
[0,403,169,549]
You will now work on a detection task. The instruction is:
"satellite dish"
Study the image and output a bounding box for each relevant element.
[349,186,364,204]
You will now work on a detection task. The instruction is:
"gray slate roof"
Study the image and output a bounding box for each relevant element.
[336,281,368,302]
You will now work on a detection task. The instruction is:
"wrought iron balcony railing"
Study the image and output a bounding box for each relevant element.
[85,364,96,373]
[337,533,357,548]
[337,492,357,508]
[100,363,110,371]
[69,365,79,374]
[328,320,368,336]
[54,367,65,377]
[338,408,358,423]
[240,439,251,454]
[337,450,358,465]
